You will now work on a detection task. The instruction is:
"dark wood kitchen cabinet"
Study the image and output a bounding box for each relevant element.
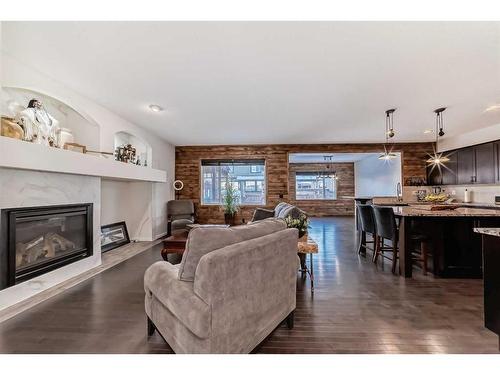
[426,139,500,186]
[427,152,457,185]
[457,146,476,184]
[495,141,500,182]
[441,152,458,185]
[427,163,442,185]
[475,142,496,184]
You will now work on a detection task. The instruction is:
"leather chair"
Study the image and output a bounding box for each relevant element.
[357,204,377,255]
[372,206,399,274]
[167,200,195,236]
[372,206,431,275]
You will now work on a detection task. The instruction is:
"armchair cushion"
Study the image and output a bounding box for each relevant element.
[171,218,194,231]
[144,261,211,339]
[178,218,287,282]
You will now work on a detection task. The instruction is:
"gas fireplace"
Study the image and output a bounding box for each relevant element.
[0,204,93,290]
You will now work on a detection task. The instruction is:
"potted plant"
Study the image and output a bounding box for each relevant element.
[221,177,239,225]
[284,214,310,239]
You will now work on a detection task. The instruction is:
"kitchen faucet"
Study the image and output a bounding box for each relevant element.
[396,182,402,202]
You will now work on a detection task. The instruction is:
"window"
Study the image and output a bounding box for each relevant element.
[295,172,337,200]
[201,159,266,205]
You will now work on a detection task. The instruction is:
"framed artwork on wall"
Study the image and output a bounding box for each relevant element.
[100,221,130,253]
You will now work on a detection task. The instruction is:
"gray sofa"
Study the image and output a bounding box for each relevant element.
[144,218,298,353]
[251,201,306,222]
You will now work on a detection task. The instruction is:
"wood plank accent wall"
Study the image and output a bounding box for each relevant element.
[175,143,433,224]
[289,163,355,217]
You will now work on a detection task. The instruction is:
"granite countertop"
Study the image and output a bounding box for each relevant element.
[391,206,500,217]
[474,228,500,237]
[373,198,500,209]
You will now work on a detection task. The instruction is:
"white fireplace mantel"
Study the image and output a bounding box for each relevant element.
[0,136,166,182]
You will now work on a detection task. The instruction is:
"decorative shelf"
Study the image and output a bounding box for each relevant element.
[0,136,166,183]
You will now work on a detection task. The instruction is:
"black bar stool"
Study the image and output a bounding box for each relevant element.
[357,204,377,255]
[372,206,399,274]
[372,206,433,276]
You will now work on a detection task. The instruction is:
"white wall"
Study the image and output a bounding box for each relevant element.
[1,52,175,239]
[354,154,402,197]
[101,180,153,241]
[0,32,174,310]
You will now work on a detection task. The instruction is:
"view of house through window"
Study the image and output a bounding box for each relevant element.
[201,159,266,205]
[295,172,337,200]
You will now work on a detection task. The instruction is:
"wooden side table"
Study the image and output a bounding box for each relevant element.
[161,230,189,260]
[297,236,319,293]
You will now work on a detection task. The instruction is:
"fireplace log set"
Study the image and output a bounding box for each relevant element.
[15,232,76,268]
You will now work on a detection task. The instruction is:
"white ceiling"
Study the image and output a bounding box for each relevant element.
[289,152,387,163]
[2,22,500,146]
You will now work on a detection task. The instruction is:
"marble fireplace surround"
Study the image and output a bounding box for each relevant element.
[0,168,101,311]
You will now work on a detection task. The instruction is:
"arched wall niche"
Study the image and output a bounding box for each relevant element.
[114,131,152,167]
[1,86,101,151]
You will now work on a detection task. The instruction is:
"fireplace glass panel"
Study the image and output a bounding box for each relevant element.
[15,213,87,272]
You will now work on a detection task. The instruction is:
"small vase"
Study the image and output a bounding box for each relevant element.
[298,233,308,242]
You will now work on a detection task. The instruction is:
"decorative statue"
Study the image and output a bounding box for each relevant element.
[115,143,137,164]
[16,99,60,147]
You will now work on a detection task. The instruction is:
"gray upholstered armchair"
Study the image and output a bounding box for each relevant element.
[144,219,298,353]
[167,200,195,236]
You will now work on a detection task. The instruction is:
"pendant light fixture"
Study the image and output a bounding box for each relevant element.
[385,108,396,138]
[317,155,336,180]
[426,107,450,165]
[379,108,397,160]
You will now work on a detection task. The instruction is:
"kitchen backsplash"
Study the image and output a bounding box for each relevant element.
[403,185,500,204]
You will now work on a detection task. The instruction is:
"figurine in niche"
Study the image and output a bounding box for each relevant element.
[16,99,60,147]
[115,143,137,164]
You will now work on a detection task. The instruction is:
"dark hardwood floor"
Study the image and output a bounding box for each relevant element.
[0,217,497,353]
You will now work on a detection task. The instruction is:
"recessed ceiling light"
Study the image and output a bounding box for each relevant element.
[149,104,163,112]
[423,129,433,134]
[484,104,500,112]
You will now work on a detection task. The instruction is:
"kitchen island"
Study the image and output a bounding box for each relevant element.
[474,228,500,350]
[391,206,500,278]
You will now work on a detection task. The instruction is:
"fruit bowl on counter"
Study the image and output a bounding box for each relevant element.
[416,193,460,210]
[422,193,449,203]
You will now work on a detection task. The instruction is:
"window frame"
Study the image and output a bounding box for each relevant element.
[199,159,267,206]
[294,171,338,201]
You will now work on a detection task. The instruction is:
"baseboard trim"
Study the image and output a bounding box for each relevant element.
[154,231,168,240]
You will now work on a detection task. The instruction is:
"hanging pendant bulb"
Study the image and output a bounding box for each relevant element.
[379,108,397,160]
[435,107,446,137]
[426,107,450,165]
[386,109,396,138]
[378,144,397,160]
